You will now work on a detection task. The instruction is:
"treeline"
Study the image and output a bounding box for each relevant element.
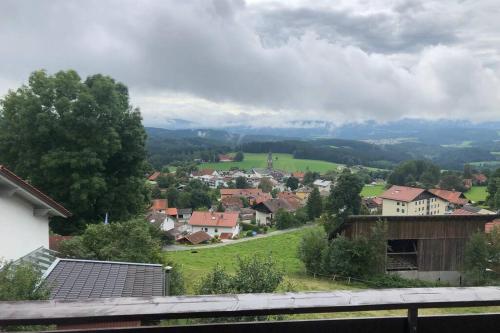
[241,139,410,168]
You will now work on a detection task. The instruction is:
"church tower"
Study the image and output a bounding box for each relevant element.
[267,151,273,170]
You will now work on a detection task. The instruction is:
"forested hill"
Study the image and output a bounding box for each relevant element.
[146,127,496,170]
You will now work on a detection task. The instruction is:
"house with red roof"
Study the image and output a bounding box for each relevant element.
[428,188,469,211]
[150,199,168,214]
[188,211,240,239]
[380,185,447,216]
[220,188,272,205]
[0,165,71,261]
[147,171,161,182]
[218,154,234,162]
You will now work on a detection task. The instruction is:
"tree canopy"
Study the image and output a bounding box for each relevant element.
[387,160,440,188]
[0,70,148,233]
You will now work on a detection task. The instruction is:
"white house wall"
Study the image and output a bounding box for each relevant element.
[0,194,49,261]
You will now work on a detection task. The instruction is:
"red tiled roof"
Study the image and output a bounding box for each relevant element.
[474,174,487,182]
[379,185,426,202]
[220,188,263,196]
[218,154,233,161]
[429,189,469,205]
[292,172,305,179]
[451,208,479,215]
[189,211,239,228]
[166,208,178,216]
[49,235,73,251]
[151,199,168,211]
[148,171,161,181]
[372,197,383,205]
[221,196,244,208]
[0,165,71,217]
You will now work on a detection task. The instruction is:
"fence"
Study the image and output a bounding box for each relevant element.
[1,287,499,333]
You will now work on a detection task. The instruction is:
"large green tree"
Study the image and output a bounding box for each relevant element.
[306,187,323,219]
[326,170,363,216]
[0,70,148,233]
[388,160,441,188]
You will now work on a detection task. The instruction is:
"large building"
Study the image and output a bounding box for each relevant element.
[0,165,71,261]
[379,185,447,216]
[337,214,499,284]
[188,211,240,239]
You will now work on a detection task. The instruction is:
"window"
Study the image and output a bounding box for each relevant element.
[402,203,405,206]
[397,202,400,206]
[215,228,218,233]
[396,208,400,212]
[401,209,405,213]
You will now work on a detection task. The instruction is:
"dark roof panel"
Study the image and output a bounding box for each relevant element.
[45,259,164,300]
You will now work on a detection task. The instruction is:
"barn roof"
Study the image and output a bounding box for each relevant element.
[189,211,239,228]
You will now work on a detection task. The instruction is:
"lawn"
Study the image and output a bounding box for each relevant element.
[200,153,342,173]
[361,184,385,197]
[165,227,351,294]
[165,226,500,318]
[465,186,488,202]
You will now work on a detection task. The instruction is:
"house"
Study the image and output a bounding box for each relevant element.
[218,154,234,162]
[188,211,240,238]
[362,197,383,214]
[278,191,304,207]
[178,208,192,221]
[313,179,332,196]
[221,196,244,211]
[146,212,175,232]
[147,171,161,182]
[379,185,447,216]
[253,198,297,226]
[220,188,272,205]
[291,171,305,182]
[0,165,71,261]
[295,187,312,201]
[473,173,488,185]
[336,214,500,284]
[428,189,469,211]
[43,258,167,329]
[178,230,212,245]
[150,199,168,214]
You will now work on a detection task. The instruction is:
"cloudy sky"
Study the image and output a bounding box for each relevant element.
[1,0,499,127]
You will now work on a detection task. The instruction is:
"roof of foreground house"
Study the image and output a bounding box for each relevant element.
[179,230,212,244]
[189,211,239,228]
[379,185,427,202]
[44,258,165,300]
[254,198,296,213]
[0,165,71,217]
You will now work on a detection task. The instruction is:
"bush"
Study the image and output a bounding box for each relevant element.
[365,274,445,288]
[246,230,255,237]
[241,222,260,232]
[58,218,164,264]
[298,228,328,276]
[275,209,301,230]
[0,261,49,301]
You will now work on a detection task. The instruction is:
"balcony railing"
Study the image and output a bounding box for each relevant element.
[1,287,499,333]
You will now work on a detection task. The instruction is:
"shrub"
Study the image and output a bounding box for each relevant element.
[298,228,328,276]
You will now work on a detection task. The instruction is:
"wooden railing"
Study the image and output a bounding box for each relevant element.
[1,287,500,333]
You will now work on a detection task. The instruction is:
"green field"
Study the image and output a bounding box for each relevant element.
[361,184,385,197]
[165,227,499,317]
[200,153,342,173]
[166,227,351,294]
[465,186,488,202]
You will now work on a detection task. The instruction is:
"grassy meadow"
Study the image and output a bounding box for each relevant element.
[361,184,385,197]
[200,153,342,173]
[464,186,488,202]
[165,226,499,317]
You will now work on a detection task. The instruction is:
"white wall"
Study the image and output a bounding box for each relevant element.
[190,225,239,238]
[256,211,271,225]
[0,194,49,261]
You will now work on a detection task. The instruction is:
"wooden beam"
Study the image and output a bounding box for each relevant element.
[0,287,499,326]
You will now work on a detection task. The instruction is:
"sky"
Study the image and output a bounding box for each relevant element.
[1,0,499,128]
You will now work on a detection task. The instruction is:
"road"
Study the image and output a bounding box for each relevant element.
[164,224,315,252]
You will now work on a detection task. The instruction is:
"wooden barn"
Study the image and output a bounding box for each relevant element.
[337,214,499,284]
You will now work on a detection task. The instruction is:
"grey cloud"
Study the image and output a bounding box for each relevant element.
[0,0,499,126]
